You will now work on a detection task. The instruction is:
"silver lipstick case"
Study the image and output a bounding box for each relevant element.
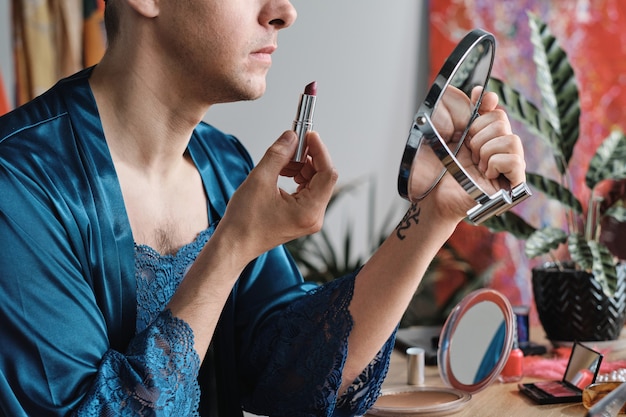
[291,93,317,162]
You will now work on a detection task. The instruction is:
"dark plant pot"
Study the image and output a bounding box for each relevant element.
[532,263,626,342]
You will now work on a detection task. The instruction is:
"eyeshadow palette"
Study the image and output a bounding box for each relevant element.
[518,342,603,405]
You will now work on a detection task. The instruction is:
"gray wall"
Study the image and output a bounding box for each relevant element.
[207,1,429,253]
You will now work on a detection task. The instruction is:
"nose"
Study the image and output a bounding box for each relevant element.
[263,0,297,30]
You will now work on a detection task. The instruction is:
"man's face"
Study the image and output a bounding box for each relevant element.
[155,0,297,105]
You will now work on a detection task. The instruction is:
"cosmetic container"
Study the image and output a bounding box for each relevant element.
[406,347,425,385]
[498,320,524,383]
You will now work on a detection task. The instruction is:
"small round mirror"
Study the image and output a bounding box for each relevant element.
[369,289,515,416]
[438,289,515,393]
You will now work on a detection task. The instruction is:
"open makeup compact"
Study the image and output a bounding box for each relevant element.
[369,28,532,416]
[369,288,515,415]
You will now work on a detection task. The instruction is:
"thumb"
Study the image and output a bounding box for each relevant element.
[256,131,298,175]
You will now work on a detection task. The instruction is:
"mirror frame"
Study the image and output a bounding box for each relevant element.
[397,28,531,224]
[437,288,515,394]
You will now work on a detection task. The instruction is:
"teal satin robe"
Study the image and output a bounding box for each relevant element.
[0,68,367,416]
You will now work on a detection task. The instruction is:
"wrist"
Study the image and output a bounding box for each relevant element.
[394,200,461,243]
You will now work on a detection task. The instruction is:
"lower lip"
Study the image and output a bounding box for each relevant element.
[251,52,272,65]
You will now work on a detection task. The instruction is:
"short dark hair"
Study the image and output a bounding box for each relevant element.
[103,0,119,45]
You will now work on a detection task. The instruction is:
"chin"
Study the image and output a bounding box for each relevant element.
[211,77,267,104]
[246,79,267,100]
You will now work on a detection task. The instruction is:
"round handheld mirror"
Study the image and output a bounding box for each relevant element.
[397,28,531,224]
[438,288,515,393]
[369,289,514,416]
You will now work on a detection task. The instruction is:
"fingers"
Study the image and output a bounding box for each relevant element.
[485,151,527,187]
[258,130,299,181]
[277,131,337,236]
[279,131,337,186]
[295,131,338,198]
[220,130,337,256]
[477,91,499,112]
[465,106,527,187]
[467,108,511,164]
[255,130,338,226]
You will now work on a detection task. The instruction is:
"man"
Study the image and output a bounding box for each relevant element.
[0,0,526,415]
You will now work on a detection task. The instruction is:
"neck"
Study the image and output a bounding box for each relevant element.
[89,58,209,176]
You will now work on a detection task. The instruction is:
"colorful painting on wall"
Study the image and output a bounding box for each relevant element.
[428,0,626,319]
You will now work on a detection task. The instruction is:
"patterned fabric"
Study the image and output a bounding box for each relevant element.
[74,310,202,416]
[135,228,213,333]
[130,227,393,416]
[12,0,105,105]
[246,275,394,417]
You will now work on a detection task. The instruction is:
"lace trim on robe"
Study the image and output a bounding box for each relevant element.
[73,310,201,416]
[245,274,394,417]
[76,227,393,416]
[72,231,211,416]
[135,228,212,333]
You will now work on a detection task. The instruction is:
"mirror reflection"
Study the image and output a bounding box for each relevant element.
[402,33,494,201]
[449,301,505,385]
[566,343,603,389]
[438,289,514,394]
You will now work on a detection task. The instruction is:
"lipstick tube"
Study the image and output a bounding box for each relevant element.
[292,81,317,162]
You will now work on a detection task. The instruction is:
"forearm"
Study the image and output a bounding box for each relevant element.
[341,201,460,390]
[165,131,337,361]
[166,224,252,360]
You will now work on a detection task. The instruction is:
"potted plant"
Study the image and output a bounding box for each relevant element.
[286,176,399,284]
[483,12,626,342]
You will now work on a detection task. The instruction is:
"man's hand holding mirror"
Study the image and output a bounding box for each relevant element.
[398,28,531,225]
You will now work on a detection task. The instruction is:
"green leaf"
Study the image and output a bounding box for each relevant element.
[340,220,358,274]
[589,241,619,297]
[586,130,626,189]
[527,12,580,172]
[605,204,626,222]
[287,175,399,283]
[525,227,567,258]
[488,78,563,163]
[566,235,619,298]
[480,210,536,240]
[526,172,583,214]
[568,233,594,271]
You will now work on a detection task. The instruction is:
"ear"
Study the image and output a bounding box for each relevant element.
[127,0,159,18]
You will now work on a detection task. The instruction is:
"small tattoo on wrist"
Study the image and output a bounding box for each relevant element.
[396,203,421,240]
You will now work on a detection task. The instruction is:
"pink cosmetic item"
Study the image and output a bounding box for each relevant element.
[291,81,317,162]
[498,343,523,383]
[498,309,524,383]
[518,342,603,405]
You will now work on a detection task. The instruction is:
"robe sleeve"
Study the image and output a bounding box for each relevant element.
[0,176,203,416]
[72,311,202,416]
[240,274,395,416]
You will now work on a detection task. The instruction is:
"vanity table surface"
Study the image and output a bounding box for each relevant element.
[369,327,626,417]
